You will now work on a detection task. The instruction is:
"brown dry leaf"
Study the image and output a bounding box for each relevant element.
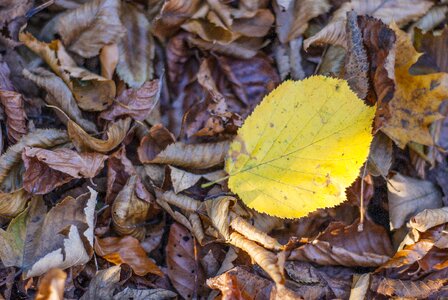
[99,43,119,79]
[152,0,202,39]
[140,140,230,169]
[156,190,202,212]
[106,147,153,204]
[0,0,32,25]
[377,239,434,271]
[370,276,446,298]
[273,0,330,43]
[35,269,67,300]
[204,196,235,240]
[68,117,131,153]
[349,273,371,300]
[22,68,98,133]
[367,132,393,177]
[169,166,226,194]
[112,288,178,300]
[116,2,155,88]
[0,128,68,191]
[19,33,116,112]
[22,147,107,195]
[207,266,273,299]
[0,188,97,278]
[100,80,160,121]
[112,175,151,240]
[290,219,394,267]
[56,0,126,58]
[138,124,175,163]
[388,173,442,230]
[95,235,162,277]
[413,27,448,74]
[166,222,206,299]
[229,231,284,284]
[80,266,121,300]
[303,0,432,49]
[382,24,448,147]
[0,189,29,218]
[344,11,369,99]
[0,90,27,144]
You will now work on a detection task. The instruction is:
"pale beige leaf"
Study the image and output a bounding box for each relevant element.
[100,43,119,79]
[57,0,126,58]
[229,232,284,284]
[409,207,448,232]
[0,128,68,191]
[142,141,230,169]
[388,173,442,230]
[116,2,155,88]
[112,176,150,240]
[349,273,371,300]
[205,196,236,240]
[411,5,448,32]
[367,132,393,177]
[230,216,283,251]
[80,266,121,300]
[156,190,201,212]
[22,68,98,133]
[188,212,206,245]
[68,118,131,153]
[169,166,226,194]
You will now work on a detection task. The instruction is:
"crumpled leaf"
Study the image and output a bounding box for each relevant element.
[112,288,178,300]
[409,207,448,233]
[100,80,160,121]
[226,76,375,218]
[0,128,68,191]
[80,266,121,300]
[290,219,394,267]
[273,0,330,43]
[166,222,206,299]
[22,147,107,194]
[204,196,235,240]
[22,68,98,133]
[304,0,432,49]
[35,269,67,300]
[141,140,230,169]
[388,173,443,230]
[170,166,226,194]
[0,189,29,218]
[112,175,151,240]
[229,231,284,284]
[207,266,273,299]
[371,276,446,299]
[56,0,126,58]
[0,90,27,144]
[116,2,155,88]
[95,235,163,276]
[0,188,97,278]
[381,24,448,147]
[68,117,131,153]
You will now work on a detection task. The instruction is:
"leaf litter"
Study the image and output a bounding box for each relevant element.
[1,0,448,299]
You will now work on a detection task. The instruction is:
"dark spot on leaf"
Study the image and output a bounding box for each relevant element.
[182,236,190,242]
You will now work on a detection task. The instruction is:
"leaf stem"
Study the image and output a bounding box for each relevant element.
[201,175,230,188]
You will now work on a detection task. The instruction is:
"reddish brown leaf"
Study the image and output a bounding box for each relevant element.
[95,235,163,277]
[166,223,205,299]
[0,90,27,144]
[22,147,107,194]
[101,80,160,121]
[371,276,446,298]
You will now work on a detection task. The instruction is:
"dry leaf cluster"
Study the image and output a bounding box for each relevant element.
[0,0,448,299]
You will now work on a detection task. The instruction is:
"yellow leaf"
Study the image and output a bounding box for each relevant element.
[381,24,448,148]
[225,76,375,218]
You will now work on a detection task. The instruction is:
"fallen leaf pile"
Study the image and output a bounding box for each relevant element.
[0,0,448,299]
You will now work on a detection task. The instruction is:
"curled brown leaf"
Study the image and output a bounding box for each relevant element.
[0,90,27,144]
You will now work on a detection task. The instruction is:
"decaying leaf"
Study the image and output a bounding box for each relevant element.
[388,173,442,230]
[156,190,202,213]
[367,132,393,177]
[170,166,226,194]
[100,80,160,121]
[0,129,68,191]
[290,219,394,267]
[112,288,178,300]
[22,147,107,194]
[35,269,67,300]
[80,266,121,300]
[56,0,126,58]
[142,140,230,169]
[226,76,375,218]
[112,175,151,240]
[0,189,29,218]
[68,117,131,153]
[0,188,97,278]
[382,24,448,147]
[409,207,448,233]
[0,90,27,144]
[95,235,162,277]
[166,223,205,299]
[116,2,155,88]
[205,196,235,240]
[371,276,446,298]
